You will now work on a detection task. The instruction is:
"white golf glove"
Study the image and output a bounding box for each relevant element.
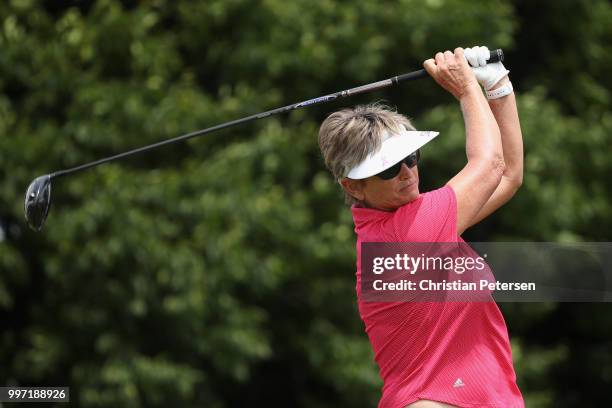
[464,46,509,91]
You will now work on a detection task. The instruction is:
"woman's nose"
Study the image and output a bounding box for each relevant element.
[399,163,415,180]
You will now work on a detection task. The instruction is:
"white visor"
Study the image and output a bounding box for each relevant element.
[345,129,439,179]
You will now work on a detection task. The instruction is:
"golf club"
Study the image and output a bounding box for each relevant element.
[24,49,504,231]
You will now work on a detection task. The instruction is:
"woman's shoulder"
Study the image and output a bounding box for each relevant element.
[422,184,455,201]
[393,185,458,241]
[397,185,454,214]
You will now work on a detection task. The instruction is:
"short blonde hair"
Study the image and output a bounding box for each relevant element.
[318,103,415,205]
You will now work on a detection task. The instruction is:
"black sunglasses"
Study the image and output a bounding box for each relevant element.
[375,150,420,180]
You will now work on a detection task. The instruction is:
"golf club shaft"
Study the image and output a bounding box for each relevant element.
[51,49,504,179]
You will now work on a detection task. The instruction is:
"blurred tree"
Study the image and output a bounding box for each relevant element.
[1,0,611,407]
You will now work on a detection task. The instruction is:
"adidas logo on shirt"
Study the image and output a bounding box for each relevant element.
[453,378,465,388]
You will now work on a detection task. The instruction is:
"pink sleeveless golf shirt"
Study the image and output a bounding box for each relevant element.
[352,185,524,408]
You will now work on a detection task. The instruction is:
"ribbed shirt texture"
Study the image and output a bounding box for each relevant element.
[352,185,524,408]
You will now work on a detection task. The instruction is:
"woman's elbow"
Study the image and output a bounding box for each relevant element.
[491,154,506,183]
[508,167,523,190]
[503,173,523,200]
[467,153,505,188]
[514,173,523,189]
[510,174,523,194]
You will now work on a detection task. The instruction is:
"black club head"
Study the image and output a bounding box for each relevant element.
[24,175,52,231]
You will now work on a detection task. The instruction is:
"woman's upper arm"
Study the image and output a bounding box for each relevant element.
[446,155,505,235]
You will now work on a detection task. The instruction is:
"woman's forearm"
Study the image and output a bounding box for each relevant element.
[467,80,524,226]
[488,78,523,185]
[460,84,504,164]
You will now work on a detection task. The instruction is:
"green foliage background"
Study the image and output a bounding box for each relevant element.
[1,0,611,406]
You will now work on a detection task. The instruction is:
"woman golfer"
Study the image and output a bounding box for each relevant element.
[318,47,524,407]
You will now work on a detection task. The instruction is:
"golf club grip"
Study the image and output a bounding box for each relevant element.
[394,48,504,83]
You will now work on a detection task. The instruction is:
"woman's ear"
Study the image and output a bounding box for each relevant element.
[340,177,366,201]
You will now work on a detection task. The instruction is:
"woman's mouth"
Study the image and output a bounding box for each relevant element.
[400,181,417,192]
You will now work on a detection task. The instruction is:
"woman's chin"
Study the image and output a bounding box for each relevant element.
[407,191,421,201]
[399,182,419,197]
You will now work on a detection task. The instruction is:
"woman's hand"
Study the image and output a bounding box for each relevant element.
[464,46,510,91]
[423,48,480,100]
